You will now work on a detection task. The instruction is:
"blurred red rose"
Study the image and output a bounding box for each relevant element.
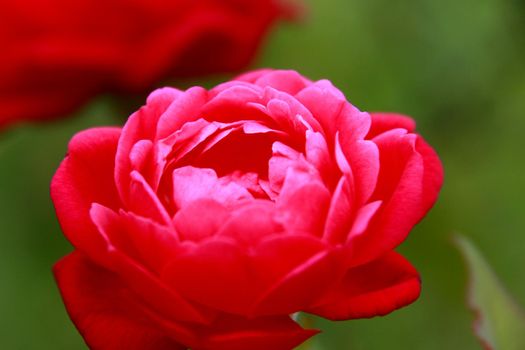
[0,0,295,129]
[51,69,443,350]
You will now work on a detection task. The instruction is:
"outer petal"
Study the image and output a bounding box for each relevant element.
[162,238,256,315]
[89,205,212,325]
[50,127,121,257]
[367,113,416,138]
[195,315,317,350]
[163,235,337,317]
[250,235,343,316]
[307,252,421,320]
[348,129,443,265]
[90,204,178,273]
[53,252,185,350]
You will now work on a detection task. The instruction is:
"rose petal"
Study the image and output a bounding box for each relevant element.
[216,200,281,247]
[322,176,354,244]
[338,138,380,205]
[87,208,213,325]
[305,130,337,188]
[349,129,443,265]
[307,251,421,320]
[172,166,252,209]
[51,127,121,256]
[251,248,343,316]
[295,83,368,143]
[155,86,208,140]
[53,252,186,350]
[196,314,317,350]
[162,239,256,315]
[251,69,310,95]
[129,170,172,225]
[276,167,331,236]
[173,198,230,242]
[90,204,178,273]
[367,113,416,139]
[250,235,338,315]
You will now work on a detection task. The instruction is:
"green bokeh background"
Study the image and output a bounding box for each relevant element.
[1,0,524,348]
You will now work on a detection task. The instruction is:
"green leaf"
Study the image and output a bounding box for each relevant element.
[454,234,525,350]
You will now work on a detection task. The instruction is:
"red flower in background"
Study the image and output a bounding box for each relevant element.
[0,0,295,128]
[51,69,443,350]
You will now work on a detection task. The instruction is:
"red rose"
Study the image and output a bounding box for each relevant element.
[51,69,443,350]
[0,0,294,128]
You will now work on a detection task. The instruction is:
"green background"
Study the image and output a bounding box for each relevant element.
[1,0,524,348]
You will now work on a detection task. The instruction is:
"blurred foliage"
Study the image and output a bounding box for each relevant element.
[0,0,524,348]
[454,234,525,350]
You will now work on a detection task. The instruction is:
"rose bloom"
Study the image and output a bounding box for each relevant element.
[51,69,443,350]
[0,0,294,128]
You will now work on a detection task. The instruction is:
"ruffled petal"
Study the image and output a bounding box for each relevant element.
[172,166,252,209]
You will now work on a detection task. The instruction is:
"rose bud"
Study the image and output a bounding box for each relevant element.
[0,0,296,128]
[51,69,443,350]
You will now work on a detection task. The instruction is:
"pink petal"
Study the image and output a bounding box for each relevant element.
[276,167,331,236]
[338,138,380,205]
[216,200,282,247]
[322,176,354,244]
[115,107,158,204]
[203,85,268,124]
[172,166,252,209]
[305,130,337,187]
[262,87,322,137]
[307,252,421,320]
[268,141,302,192]
[155,86,208,140]
[347,200,383,241]
[252,70,310,95]
[129,170,172,225]
[173,198,229,242]
[129,140,153,176]
[295,83,368,143]
[191,130,279,177]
